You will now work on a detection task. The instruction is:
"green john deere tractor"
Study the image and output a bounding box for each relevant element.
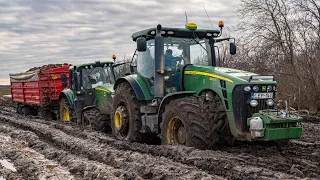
[58,60,127,131]
[110,22,303,149]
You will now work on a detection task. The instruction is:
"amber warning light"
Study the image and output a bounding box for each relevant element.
[112,54,116,61]
[218,21,224,28]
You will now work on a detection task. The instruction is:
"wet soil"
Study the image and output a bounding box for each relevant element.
[0,106,319,179]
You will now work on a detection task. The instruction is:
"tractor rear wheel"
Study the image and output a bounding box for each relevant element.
[59,98,72,122]
[82,108,108,132]
[161,96,225,150]
[111,83,145,142]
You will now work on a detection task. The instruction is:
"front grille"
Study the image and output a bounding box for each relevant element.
[232,85,275,132]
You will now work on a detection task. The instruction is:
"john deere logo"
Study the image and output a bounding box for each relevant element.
[262,86,266,91]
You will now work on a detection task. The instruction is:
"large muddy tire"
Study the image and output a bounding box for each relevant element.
[59,98,72,122]
[161,96,225,150]
[82,108,108,132]
[202,91,235,145]
[16,104,23,114]
[111,83,145,142]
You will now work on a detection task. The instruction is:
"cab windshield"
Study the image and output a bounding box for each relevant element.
[136,37,211,78]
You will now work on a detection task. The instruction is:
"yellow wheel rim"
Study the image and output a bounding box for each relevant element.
[62,107,70,121]
[115,111,121,130]
[167,116,185,144]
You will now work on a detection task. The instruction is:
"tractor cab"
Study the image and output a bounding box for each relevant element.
[135,36,210,93]
[132,22,235,97]
[59,60,128,127]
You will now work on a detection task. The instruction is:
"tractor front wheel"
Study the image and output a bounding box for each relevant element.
[161,96,225,150]
[111,83,145,142]
[82,108,108,132]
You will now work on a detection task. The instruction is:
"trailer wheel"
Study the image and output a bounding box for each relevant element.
[161,96,225,150]
[16,104,23,114]
[82,108,108,132]
[21,106,37,116]
[112,83,145,142]
[59,98,72,122]
[38,109,55,120]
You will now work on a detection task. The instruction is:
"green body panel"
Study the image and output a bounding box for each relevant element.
[135,75,153,100]
[116,74,153,101]
[248,112,303,141]
[60,88,76,108]
[95,83,115,115]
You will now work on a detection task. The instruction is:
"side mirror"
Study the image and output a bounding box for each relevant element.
[230,42,236,55]
[60,73,68,86]
[137,37,147,52]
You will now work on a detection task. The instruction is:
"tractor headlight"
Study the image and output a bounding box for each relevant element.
[273,86,277,91]
[267,85,272,91]
[250,100,259,107]
[266,99,274,106]
[244,86,251,92]
[253,86,259,92]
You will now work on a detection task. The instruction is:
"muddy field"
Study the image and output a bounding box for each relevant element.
[0,102,319,179]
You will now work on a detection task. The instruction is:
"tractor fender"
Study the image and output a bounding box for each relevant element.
[82,105,96,111]
[114,75,152,101]
[59,88,75,109]
[157,91,196,123]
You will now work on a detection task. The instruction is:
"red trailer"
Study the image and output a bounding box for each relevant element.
[10,64,70,119]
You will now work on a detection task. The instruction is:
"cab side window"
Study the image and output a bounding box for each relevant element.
[104,66,115,83]
[81,69,91,89]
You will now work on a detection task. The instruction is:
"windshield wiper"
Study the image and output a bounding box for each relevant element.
[192,38,208,53]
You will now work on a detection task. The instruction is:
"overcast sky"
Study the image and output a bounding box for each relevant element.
[0,0,240,85]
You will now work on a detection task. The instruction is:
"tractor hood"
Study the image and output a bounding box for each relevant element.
[95,83,115,94]
[185,65,276,84]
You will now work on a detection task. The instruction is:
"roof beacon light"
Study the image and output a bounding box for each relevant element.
[218,21,224,28]
[185,22,197,30]
[112,54,116,62]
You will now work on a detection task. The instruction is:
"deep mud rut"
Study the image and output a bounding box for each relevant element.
[0,106,319,180]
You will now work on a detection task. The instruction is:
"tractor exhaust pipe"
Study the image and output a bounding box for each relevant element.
[154,24,165,99]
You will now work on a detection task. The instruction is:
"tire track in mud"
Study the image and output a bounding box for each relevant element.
[0,125,140,180]
[0,134,41,180]
[0,109,309,179]
[0,114,222,180]
[1,109,316,179]
[217,141,320,179]
[6,109,320,179]
[0,133,75,180]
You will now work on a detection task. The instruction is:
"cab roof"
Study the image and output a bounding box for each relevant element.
[70,61,114,70]
[132,27,221,41]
